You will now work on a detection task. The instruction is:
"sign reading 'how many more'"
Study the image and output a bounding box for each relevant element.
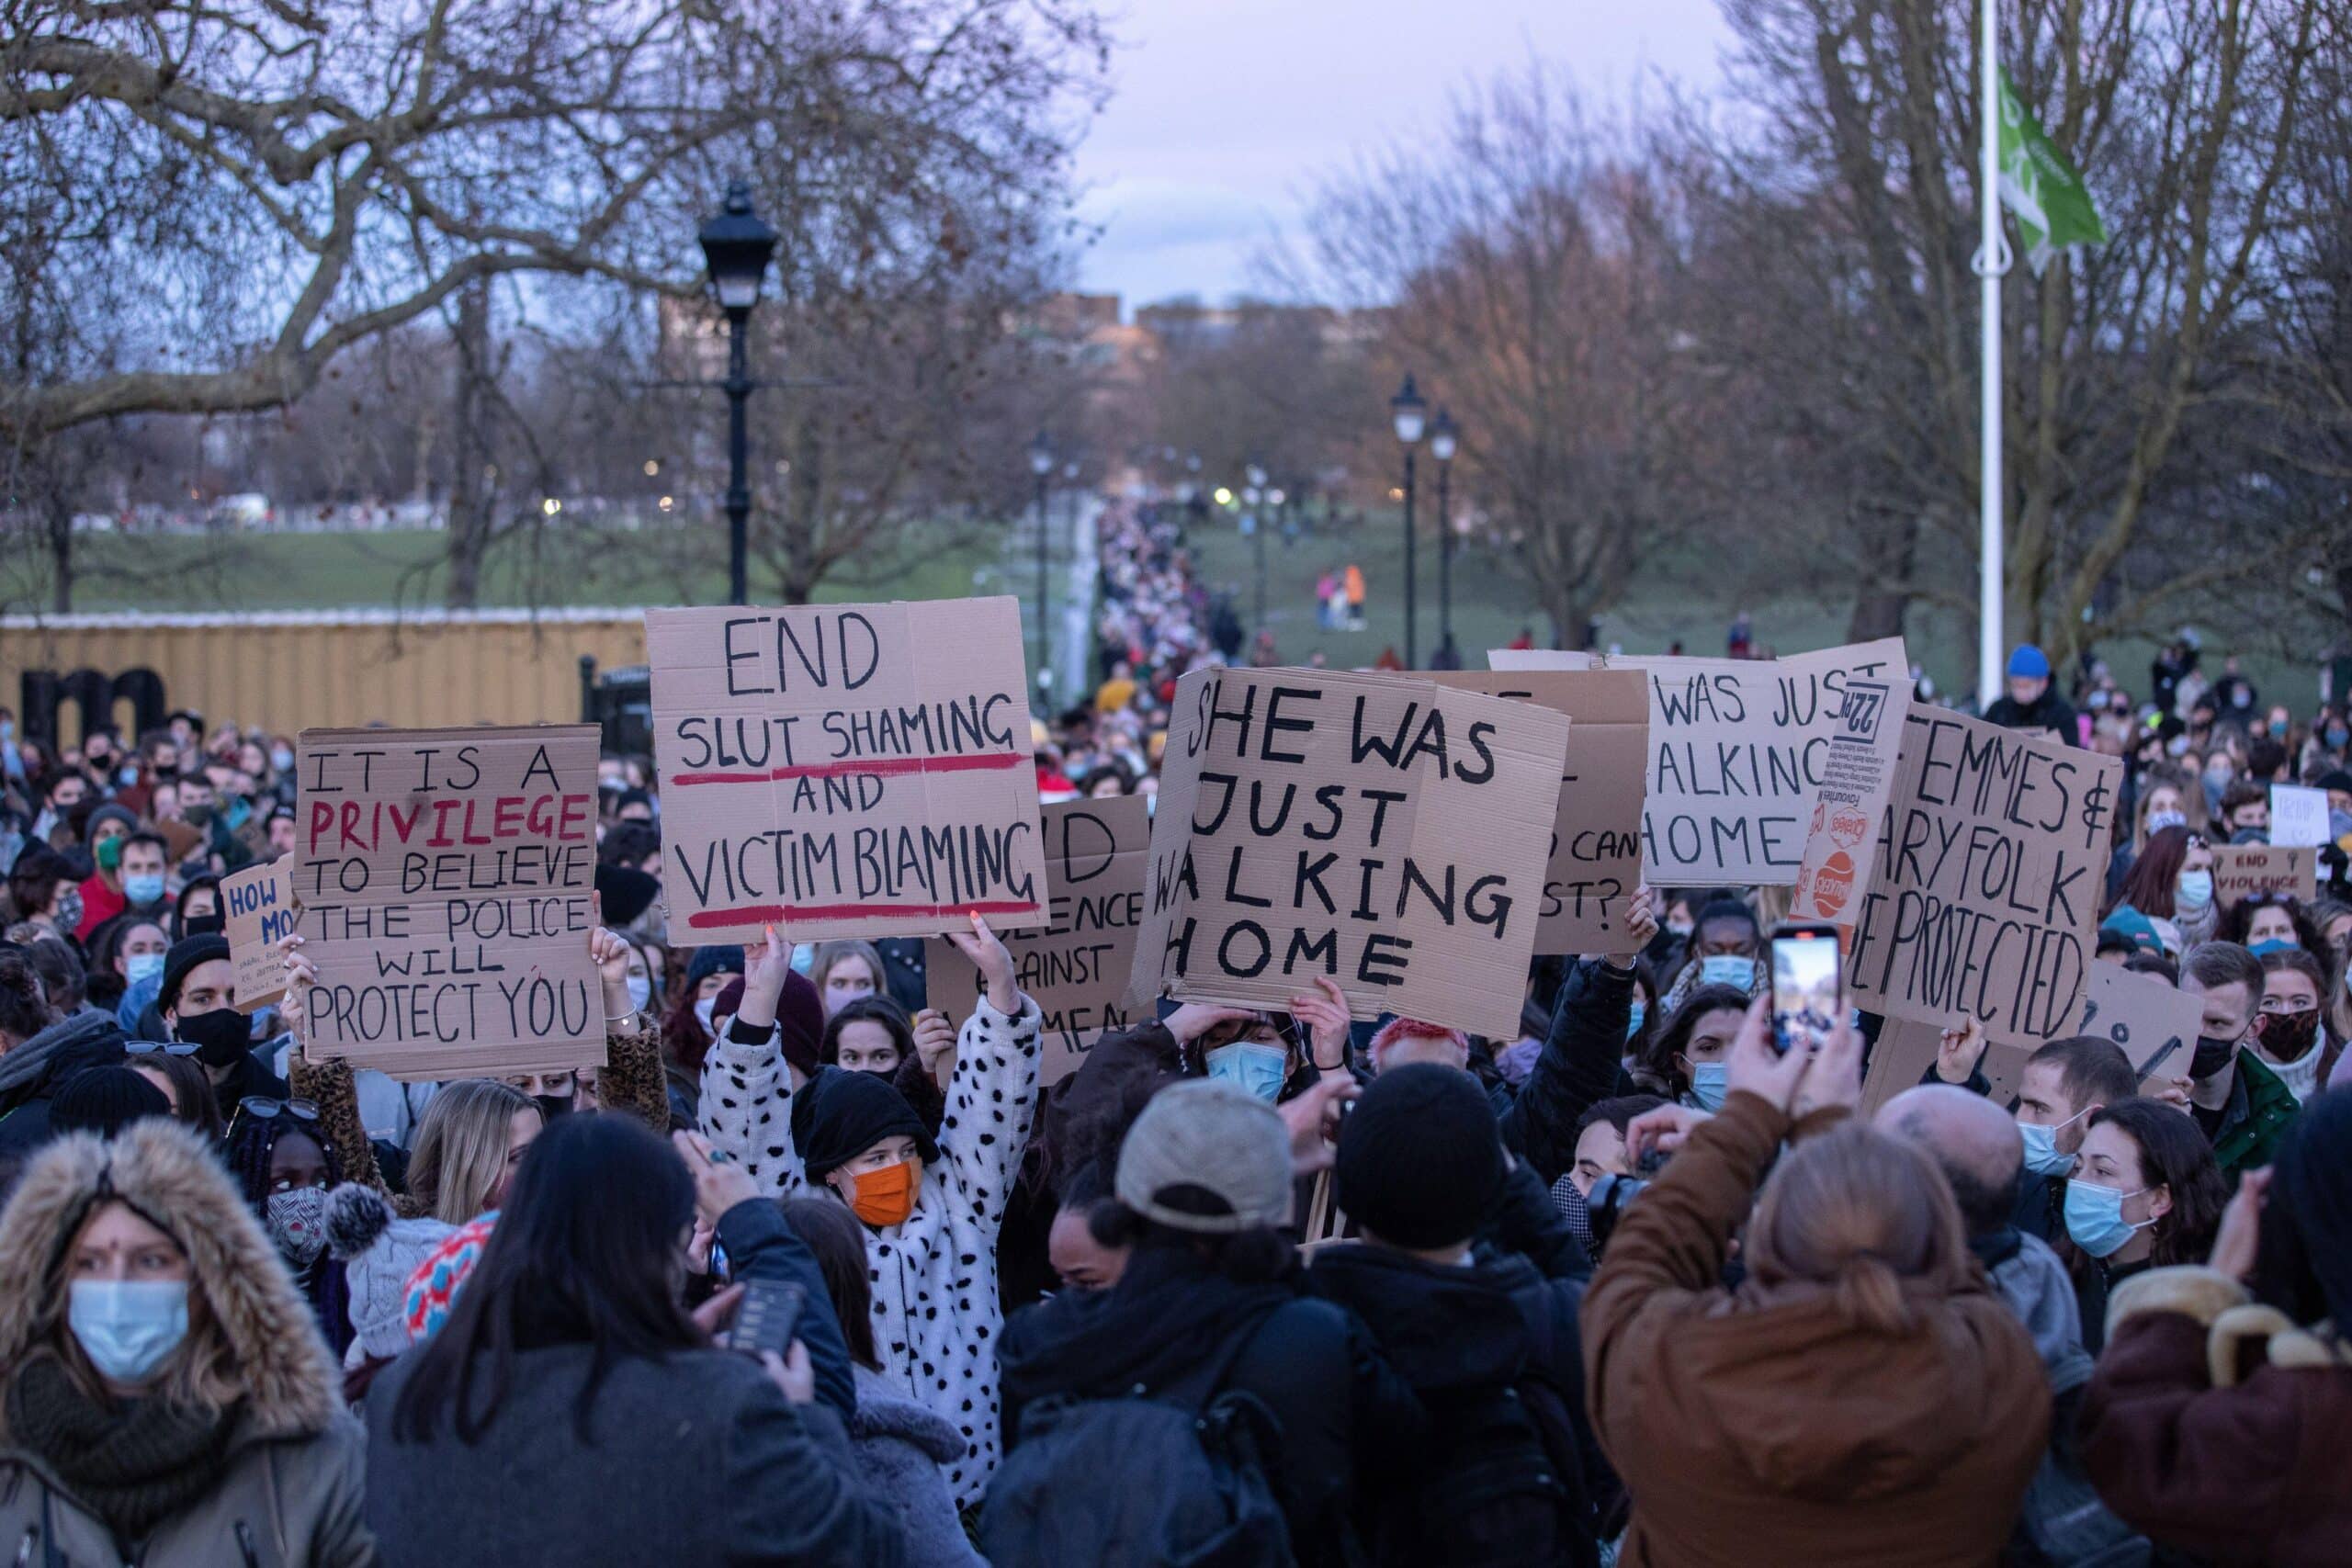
[646,601,1049,944]
[294,725,603,1080]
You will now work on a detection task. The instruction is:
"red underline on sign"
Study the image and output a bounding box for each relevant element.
[670,752,1023,787]
[688,900,1040,929]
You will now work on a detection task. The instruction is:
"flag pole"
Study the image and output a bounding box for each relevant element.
[1977,0,2006,712]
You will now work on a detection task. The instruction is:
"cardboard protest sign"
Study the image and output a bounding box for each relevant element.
[2064,964,2205,1080]
[221,861,299,1014]
[1485,649,1601,673]
[1847,708,2121,1049]
[1790,666,1909,928]
[1127,667,1569,1041]
[1611,639,1908,886]
[926,795,1149,1084]
[645,601,1047,944]
[2270,784,2331,849]
[1859,1016,1948,1118]
[1430,671,1649,953]
[2211,843,2319,903]
[293,726,603,1080]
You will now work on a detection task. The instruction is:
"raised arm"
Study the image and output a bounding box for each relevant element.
[696,926,803,1197]
[935,913,1041,1241]
[590,923,671,1132]
[277,936,389,1196]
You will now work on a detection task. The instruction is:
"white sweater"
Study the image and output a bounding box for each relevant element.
[698,994,1041,1506]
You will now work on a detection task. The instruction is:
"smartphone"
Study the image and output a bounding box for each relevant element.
[1770,924,1843,1056]
[728,1279,805,1361]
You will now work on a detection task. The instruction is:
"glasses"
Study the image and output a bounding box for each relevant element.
[124,1040,199,1057]
[234,1097,319,1122]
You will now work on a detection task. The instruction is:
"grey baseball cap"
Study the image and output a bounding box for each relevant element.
[1114,1079,1295,1234]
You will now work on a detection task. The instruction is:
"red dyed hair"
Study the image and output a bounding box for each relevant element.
[1368,1018,1469,1064]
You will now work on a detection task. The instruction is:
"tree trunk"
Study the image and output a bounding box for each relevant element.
[443,280,493,610]
[1845,510,1918,643]
[778,416,824,605]
[45,481,72,615]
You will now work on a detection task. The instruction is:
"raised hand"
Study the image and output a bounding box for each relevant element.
[1165,1003,1256,1044]
[944,911,1020,1016]
[673,1129,760,1224]
[911,1008,957,1073]
[277,933,316,1043]
[1286,976,1352,1069]
[1278,1072,1361,1176]
[1933,1016,1989,1085]
[1723,995,1815,1114]
[735,923,794,1031]
[1624,1102,1711,1161]
[1608,886,1659,969]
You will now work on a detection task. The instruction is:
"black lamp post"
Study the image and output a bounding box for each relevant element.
[1245,459,1269,632]
[1390,374,1428,668]
[1430,406,1458,661]
[1028,432,1054,697]
[697,183,778,606]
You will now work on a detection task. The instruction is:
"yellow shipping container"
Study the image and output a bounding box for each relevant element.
[0,609,648,745]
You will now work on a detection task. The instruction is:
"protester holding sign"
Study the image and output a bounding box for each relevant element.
[700,917,1040,1506]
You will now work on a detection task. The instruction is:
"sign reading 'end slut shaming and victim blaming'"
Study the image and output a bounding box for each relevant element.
[646,600,1050,943]
[294,726,605,1080]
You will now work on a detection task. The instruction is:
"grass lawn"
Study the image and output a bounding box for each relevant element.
[20,507,2301,706]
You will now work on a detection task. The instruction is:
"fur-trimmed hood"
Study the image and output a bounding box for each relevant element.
[0,1121,340,1440]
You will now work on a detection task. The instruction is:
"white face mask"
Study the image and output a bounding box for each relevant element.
[694,997,718,1033]
[70,1280,189,1384]
[625,973,653,1012]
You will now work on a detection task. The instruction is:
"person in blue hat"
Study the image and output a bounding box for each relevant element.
[1985,644,2081,747]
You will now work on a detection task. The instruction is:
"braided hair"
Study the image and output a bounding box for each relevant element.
[222,1106,353,1351]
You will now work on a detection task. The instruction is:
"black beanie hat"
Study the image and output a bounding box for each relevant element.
[51,1066,172,1139]
[1336,1063,1507,1249]
[159,933,232,1015]
[594,864,661,928]
[791,1065,939,1183]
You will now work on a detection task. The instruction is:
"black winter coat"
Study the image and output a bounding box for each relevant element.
[997,1240,1419,1568]
[1503,957,1639,1187]
[1307,1243,1610,1565]
[0,1010,125,1173]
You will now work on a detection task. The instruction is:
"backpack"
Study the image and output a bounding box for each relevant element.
[1370,1284,1598,1568]
[981,1307,1295,1568]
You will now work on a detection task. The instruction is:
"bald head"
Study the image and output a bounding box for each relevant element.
[1877,1084,2023,1237]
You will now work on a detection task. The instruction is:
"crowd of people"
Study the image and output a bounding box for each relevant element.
[0,518,2347,1562]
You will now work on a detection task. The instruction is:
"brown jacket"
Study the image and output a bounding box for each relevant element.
[2081,1265,2352,1566]
[0,1123,370,1566]
[1582,1092,2049,1568]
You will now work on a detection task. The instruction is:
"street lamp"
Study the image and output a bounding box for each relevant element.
[1429,406,1459,664]
[698,182,778,605]
[1029,432,1054,699]
[1390,374,1428,668]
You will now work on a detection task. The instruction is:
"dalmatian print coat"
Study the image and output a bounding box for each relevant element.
[699,994,1040,1507]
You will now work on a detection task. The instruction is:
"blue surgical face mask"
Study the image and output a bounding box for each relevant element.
[2248,937,2295,956]
[2017,1105,2090,1178]
[70,1280,189,1383]
[1624,1000,1646,1040]
[118,765,140,788]
[2175,870,2213,912]
[2064,1180,2153,1259]
[124,951,165,989]
[123,873,165,907]
[2326,728,2348,752]
[1205,1041,1288,1103]
[269,747,295,773]
[2144,808,2187,834]
[1699,954,1753,991]
[1685,1059,1729,1113]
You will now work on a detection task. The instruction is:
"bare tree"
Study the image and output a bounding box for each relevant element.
[1286,67,1732,646]
[0,0,1107,608]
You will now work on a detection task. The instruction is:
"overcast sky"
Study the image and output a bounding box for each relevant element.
[1069,0,1732,310]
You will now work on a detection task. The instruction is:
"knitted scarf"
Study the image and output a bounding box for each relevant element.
[5,1354,237,1546]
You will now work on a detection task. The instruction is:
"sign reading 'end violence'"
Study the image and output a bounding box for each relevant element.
[646,601,1048,944]
[1847,709,2120,1049]
[1129,668,1567,1041]
[294,725,603,1080]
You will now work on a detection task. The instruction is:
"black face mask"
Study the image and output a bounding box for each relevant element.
[2188,1034,2240,1081]
[175,1007,252,1068]
[534,1093,574,1122]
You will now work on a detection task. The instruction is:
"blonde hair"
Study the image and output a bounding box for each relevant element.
[812,941,886,995]
[1744,1122,1974,1334]
[405,1079,537,1224]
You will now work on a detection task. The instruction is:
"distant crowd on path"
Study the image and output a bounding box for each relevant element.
[0,542,2346,1562]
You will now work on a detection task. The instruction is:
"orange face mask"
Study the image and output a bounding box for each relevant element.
[844,1159,919,1228]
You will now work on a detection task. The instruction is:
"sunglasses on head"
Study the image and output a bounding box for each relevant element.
[124,1040,199,1057]
[234,1096,319,1123]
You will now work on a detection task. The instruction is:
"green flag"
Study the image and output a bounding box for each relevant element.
[1996,67,2107,274]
